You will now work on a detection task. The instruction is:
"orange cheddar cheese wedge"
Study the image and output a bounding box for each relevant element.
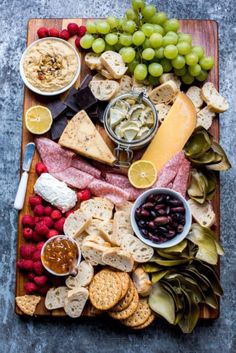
[142,92,196,172]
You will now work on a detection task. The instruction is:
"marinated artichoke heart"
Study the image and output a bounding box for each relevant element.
[188,168,217,204]
[108,97,155,142]
[184,127,231,171]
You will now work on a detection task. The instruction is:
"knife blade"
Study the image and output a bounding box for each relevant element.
[14,142,35,210]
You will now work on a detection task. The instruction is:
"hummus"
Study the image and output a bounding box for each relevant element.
[23,39,78,92]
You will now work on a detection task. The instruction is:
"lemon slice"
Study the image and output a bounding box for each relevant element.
[128,160,157,189]
[25,105,53,134]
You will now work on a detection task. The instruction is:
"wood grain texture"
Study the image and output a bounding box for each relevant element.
[15,19,219,319]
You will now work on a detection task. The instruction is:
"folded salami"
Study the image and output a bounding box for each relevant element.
[154,151,185,188]
[105,173,144,201]
[72,156,101,179]
[172,158,190,197]
[87,179,129,206]
[52,167,94,189]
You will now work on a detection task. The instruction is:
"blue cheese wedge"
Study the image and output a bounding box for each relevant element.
[34,173,77,212]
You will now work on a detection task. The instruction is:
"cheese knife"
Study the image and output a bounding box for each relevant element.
[14,142,35,210]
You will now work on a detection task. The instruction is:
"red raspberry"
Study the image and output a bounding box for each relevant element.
[27,272,36,281]
[77,189,91,202]
[37,27,49,38]
[65,210,74,218]
[34,275,48,287]
[44,206,53,216]
[38,284,51,296]
[78,25,87,37]
[48,27,59,37]
[23,227,33,240]
[42,216,54,228]
[32,250,41,262]
[21,214,35,228]
[33,261,45,275]
[32,231,43,243]
[67,23,79,36]
[46,229,59,239]
[29,195,42,208]
[36,242,45,251]
[75,36,81,49]
[51,210,62,220]
[35,222,49,237]
[17,259,34,272]
[34,204,45,216]
[35,162,48,176]
[59,29,70,40]
[24,281,38,294]
[54,218,65,233]
[20,244,36,259]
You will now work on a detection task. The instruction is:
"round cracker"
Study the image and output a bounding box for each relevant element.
[133,313,155,330]
[111,280,135,312]
[89,269,122,310]
[109,287,139,320]
[116,272,130,300]
[121,298,152,327]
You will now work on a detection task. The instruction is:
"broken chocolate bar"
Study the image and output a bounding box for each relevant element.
[51,115,68,140]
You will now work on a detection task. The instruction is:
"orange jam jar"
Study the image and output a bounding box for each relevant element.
[41,235,81,276]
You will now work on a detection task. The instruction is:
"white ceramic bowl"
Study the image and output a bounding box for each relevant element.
[41,235,81,276]
[20,37,81,96]
[130,188,192,249]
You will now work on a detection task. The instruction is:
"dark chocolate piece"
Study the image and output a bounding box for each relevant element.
[51,115,68,141]
[65,109,75,118]
[76,86,97,110]
[47,99,67,120]
[80,74,93,90]
[63,93,79,112]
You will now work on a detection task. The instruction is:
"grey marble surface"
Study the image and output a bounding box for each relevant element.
[0,0,235,352]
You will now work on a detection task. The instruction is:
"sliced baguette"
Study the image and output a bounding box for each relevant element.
[120,233,154,263]
[74,231,88,247]
[159,73,181,89]
[98,220,119,245]
[45,286,69,310]
[66,261,94,289]
[132,267,152,297]
[85,234,111,247]
[201,82,229,112]
[155,103,171,123]
[102,247,134,272]
[63,209,91,238]
[92,73,106,82]
[115,201,133,213]
[99,68,113,79]
[64,287,89,318]
[149,81,178,104]
[116,75,132,96]
[188,199,216,227]
[80,197,114,221]
[186,86,204,110]
[197,106,216,130]
[89,79,120,101]
[81,241,109,266]
[113,210,133,244]
[85,219,103,237]
[85,52,103,71]
[101,51,127,79]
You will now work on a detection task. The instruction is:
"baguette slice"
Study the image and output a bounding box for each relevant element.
[155,103,171,123]
[115,75,132,96]
[101,51,127,79]
[113,210,133,245]
[197,106,216,130]
[81,241,109,266]
[120,233,154,263]
[186,86,204,110]
[92,73,106,82]
[63,209,91,238]
[188,199,216,227]
[85,52,103,71]
[102,247,134,272]
[84,234,111,247]
[64,287,89,318]
[99,220,119,245]
[66,261,94,289]
[159,73,181,89]
[149,81,178,104]
[81,197,114,221]
[74,231,88,247]
[85,219,103,237]
[89,79,120,101]
[132,267,152,297]
[100,68,113,79]
[115,201,133,213]
[45,286,69,310]
[201,82,229,112]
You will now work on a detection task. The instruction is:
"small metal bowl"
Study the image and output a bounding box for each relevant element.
[41,235,81,276]
[104,92,158,167]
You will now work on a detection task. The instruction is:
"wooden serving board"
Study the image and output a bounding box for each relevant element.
[15,18,220,319]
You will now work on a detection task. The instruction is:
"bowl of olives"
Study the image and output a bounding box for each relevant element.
[130,188,192,249]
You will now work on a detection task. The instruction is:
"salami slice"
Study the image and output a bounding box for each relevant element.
[154,151,185,188]
[105,173,131,189]
[87,179,129,206]
[124,187,143,201]
[52,167,94,189]
[93,162,128,176]
[35,137,74,173]
[72,156,101,179]
[172,158,190,197]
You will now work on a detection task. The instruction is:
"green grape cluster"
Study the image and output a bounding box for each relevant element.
[80,0,214,85]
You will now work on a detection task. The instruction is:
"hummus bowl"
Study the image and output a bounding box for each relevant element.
[20,37,81,96]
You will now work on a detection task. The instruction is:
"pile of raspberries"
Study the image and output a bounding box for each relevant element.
[37,22,86,48]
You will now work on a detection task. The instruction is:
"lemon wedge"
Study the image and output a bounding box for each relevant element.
[25,105,53,134]
[128,160,157,189]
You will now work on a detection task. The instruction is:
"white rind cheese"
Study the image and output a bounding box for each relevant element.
[34,173,77,212]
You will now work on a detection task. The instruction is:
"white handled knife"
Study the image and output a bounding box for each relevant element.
[14,142,35,210]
